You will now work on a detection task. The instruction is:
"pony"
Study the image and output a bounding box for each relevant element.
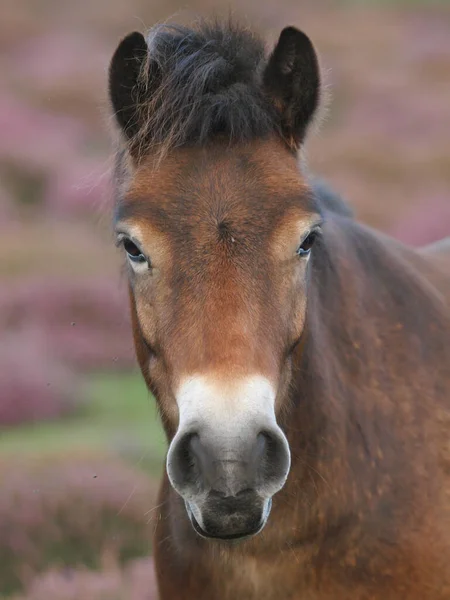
[107,19,450,599]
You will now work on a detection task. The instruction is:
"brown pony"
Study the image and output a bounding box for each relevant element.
[108,20,450,600]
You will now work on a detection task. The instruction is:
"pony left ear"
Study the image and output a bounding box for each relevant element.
[263,27,320,148]
[108,32,150,141]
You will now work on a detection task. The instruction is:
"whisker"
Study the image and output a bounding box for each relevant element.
[116,484,138,516]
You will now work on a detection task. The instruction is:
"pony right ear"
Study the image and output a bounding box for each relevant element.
[263,27,320,149]
[108,32,151,141]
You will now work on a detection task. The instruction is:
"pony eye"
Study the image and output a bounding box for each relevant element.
[296,230,318,257]
[123,238,147,264]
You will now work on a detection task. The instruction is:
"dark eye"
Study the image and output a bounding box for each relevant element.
[123,238,147,264]
[296,230,318,257]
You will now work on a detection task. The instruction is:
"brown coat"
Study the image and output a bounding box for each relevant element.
[107,19,450,599]
[152,220,450,600]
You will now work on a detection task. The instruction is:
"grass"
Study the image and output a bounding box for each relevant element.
[0,371,167,476]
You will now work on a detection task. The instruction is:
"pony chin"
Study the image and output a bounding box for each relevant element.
[185,497,273,543]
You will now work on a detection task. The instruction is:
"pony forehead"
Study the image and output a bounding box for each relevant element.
[114,152,321,250]
[114,138,318,218]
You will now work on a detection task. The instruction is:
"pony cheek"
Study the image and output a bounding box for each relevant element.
[129,298,150,366]
[143,356,179,437]
[283,286,308,350]
[293,301,307,342]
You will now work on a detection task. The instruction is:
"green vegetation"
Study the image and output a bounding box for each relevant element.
[0,372,163,596]
[0,372,166,476]
[0,453,158,596]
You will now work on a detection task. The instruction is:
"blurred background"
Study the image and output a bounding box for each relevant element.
[0,0,449,598]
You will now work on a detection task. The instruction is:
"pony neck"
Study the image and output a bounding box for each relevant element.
[278,215,447,542]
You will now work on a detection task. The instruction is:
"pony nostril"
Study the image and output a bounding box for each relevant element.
[257,430,270,459]
[256,430,290,487]
[188,433,201,456]
[181,433,198,467]
[189,433,210,473]
[255,432,268,457]
[168,432,200,490]
[168,426,290,499]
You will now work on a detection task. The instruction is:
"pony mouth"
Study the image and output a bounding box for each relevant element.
[186,499,271,542]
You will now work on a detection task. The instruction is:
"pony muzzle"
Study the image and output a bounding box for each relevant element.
[167,422,290,539]
[166,375,291,539]
[186,490,273,541]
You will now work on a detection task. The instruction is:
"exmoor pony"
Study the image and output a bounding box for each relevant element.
[108,19,450,599]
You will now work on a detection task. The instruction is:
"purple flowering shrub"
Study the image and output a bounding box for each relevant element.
[389,194,450,247]
[0,455,158,595]
[0,276,136,425]
[0,331,77,426]
[0,93,111,218]
[12,558,157,600]
[0,277,135,372]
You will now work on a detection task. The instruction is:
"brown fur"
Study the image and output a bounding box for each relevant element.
[112,137,450,599]
[421,238,450,301]
[109,20,450,600]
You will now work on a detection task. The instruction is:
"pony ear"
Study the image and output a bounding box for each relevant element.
[108,32,153,141]
[263,27,320,148]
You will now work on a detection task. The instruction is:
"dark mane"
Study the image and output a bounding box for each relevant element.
[132,20,281,154]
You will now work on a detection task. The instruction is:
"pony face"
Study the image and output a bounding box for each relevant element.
[109,21,322,540]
